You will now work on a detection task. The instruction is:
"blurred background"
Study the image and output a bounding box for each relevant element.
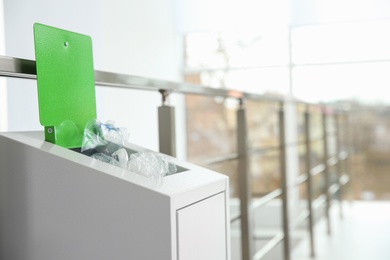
[1,0,390,259]
[1,0,389,201]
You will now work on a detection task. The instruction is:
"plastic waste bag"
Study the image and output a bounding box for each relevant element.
[127,151,177,180]
[81,119,129,168]
[82,119,177,180]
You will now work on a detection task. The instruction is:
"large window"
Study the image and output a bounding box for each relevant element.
[292,20,390,103]
[182,1,390,200]
[185,28,290,95]
[184,28,290,198]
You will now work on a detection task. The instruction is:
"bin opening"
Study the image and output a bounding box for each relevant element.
[70,145,188,176]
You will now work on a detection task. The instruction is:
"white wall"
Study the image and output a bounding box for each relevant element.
[3,0,105,132]
[2,0,185,155]
[98,0,184,154]
[0,0,6,132]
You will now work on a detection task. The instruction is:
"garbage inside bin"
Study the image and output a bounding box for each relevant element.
[81,119,129,154]
[81,119,177,179]
[81,119,129,166]
[128,151,177,180]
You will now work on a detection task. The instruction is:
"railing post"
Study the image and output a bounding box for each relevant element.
[237,98,254,260]
[304,105,315,257]
[279,101,290,260]
[322,107,331,235]
[158,90,176,157]
[344,111,351,203]
[335,110,343,219]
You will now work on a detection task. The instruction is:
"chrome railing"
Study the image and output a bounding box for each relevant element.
[0,55,350,260]
[218,101,350,260]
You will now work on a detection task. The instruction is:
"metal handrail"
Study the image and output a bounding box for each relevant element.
[230,189,283,224]
[0,55,236,96]
[0,56,36,79]
[251,194,328,260]
[311,164,326,177]
[229,147,349,220]
[200,139,324,167]
[0,55,311,103]
[292,151,348,188]
[251,189,283,211]
[290,195,327,228]
[202,153,239,165]
[294,174,309,186]
[253,232,284,260]
[329,183,341,195]
[249,122,349,260]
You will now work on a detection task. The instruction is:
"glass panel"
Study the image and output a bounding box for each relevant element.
[310,109,323,141]
[297,143,306,175]
[311,139,324,168]
[186,94,236,163]
[327,134,337,157]
[348,107,390,200]
[246,100,279,150]
[328,165,340,200]
[202,159,239,199]
[249,150,280,198]
[297,104,306,143]
[338,113,349,152]
[298,182,308,200]
[312,173,325,200]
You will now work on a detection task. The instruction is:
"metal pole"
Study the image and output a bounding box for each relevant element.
[304,105,315,257]
[158,90,176,157]
[335,111,343,219]
[237,98,254,260]
[279,102,290,260]
[344,111,352,203]
[322,107,331,235]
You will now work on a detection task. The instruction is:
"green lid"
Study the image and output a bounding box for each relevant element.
[34,23,97,148]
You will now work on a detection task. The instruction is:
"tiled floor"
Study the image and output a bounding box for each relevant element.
[292,201,390,260]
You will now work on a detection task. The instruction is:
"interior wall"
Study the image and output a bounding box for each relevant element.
[99,0,184,154]
[0,0,6,132]
[2,0,185,156]
[3,0,106,132]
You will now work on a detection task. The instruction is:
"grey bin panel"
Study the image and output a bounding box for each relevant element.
[0,131,230,260]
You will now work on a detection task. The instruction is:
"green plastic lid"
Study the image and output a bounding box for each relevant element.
[34,23,97,148]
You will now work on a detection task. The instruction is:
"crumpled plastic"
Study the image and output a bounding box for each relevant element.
[81,119,130,167]
[81,119,129,155]
[127,151,177,180]
[81,119,177,180]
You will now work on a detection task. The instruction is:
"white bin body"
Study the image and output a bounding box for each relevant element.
[0,131,230,260]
